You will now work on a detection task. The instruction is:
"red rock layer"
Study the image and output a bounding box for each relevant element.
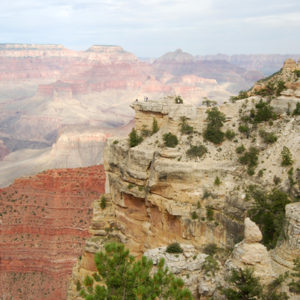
[0,165,105,300]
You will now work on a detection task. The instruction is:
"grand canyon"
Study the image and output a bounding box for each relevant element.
[0,44,299,300]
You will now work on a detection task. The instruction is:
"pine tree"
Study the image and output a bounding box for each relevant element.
[152,118,159,135]
[79,242,193,300]
[221,268,263,300]
[129,128,143,147]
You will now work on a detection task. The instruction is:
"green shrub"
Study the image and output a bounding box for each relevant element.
[175,95,183,104]
[141,125,151,137]
[113,140,119,144]
[276,80,286,96]
[79,242,192,300]
[248,186,290,249]
[201,255,219,276]
[127,183,134,189]
[289,257,300,294]
[129,128,143,147]
[255,81,276,97]
[253,100,277,123]
[191,211,198,220]
[202,98,217,107]
[225,129,236,140]
[247,167,255,176]
[203,190,211,199]
[151,118,159,134]
[179,116,193,134]
[166,242,183,253]
[163,132,178,148]
[238,124,250,138]
[258,169,264,177]
[203,243,218,256]
[281,146,293,166]
[204,127,225,144]
[230,90,248,102]
[214,176,221,186]
[204,107,226,144]
[239,147,259,169]
[221,268,263,300]
[100,196,107,210]
[293,102,300,115]
[259,130,277,144]
[206,206,214,221]
[294,70,300,78]
[186,144,207,158]
[273,176,281,185]
[236,144,246,154]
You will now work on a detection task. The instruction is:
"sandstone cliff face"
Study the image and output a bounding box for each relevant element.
[68,76,300,298]
[0,165,105,300]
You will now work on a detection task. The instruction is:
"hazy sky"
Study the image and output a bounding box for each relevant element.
[1,0,300,57]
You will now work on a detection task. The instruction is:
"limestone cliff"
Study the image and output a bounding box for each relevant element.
[68,60,300,299]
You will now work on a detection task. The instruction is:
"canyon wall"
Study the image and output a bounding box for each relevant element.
[0,165,105,300]
[68,61,300,298]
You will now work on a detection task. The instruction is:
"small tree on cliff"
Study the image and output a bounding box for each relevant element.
[79,242,193,300]
[129,128,143,147]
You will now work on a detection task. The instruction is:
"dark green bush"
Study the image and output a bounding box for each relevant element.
[239,147,259,169]
[204,127,224,144]
[225,129,236,140]
[214,176,221,186]
[166,242,183,253]
[276,80,286,96]
[191,211,198,220]
[179,116,193,134]
[206,206,214,221]
[236,145,245,154]
[204,107,226,144]
[253,100,277,123]
[221,268,263,300]
[151,118,159,134]
[141,125,151,137]
[293,102,300,116]
[186,145,207,158]
[79,242,192,300]
[238,124,250,138]
[259,130,277,144]
[129,128,143,147]
[203,243,218,256]
[248,186,290,249]
[230,90,248,102]
[289,257,300,294]
[100,196,107,210]
[201,255,219,276]
[163,132,178,148]
[281,146,293,166]
[294,70,300,78]
[175,96,183,104]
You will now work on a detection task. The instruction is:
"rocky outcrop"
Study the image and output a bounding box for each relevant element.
[225,218,275,284]
[68,73,300,298]
[271,202,300,270]
[0,165,105,300]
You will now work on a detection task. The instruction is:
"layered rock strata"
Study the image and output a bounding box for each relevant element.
[0,165,105,300]
[68,86,300,299]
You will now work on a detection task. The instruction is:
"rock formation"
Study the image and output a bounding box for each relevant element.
[67,61,300,298]
[0,165,105,300]
[225,218,275,284]
[271,202,300,270]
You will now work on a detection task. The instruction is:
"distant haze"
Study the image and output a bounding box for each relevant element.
[0,0,300,57]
